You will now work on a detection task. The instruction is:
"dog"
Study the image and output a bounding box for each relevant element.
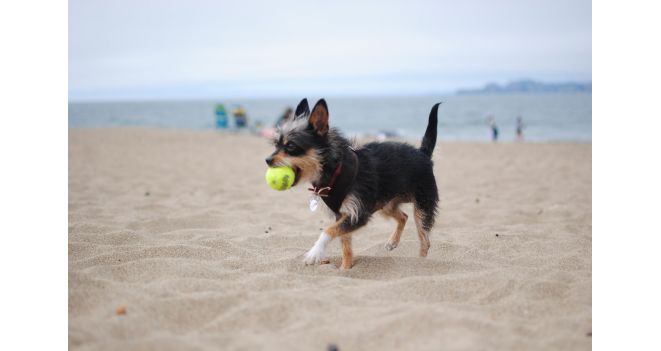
[266,98,440,269]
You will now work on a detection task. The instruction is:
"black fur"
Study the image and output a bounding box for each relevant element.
[295,98,310,117]
[269,99,440,240]
[420,102,441,157]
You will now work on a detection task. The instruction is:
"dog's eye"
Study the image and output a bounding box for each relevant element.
[285,143,302,154]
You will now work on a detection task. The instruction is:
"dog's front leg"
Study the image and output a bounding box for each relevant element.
[303,231,333,265]
[340,234,353,270]
[303,214,351,266]
[304,214,365,269]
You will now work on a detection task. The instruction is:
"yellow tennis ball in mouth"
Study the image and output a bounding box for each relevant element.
[265,166,295,191]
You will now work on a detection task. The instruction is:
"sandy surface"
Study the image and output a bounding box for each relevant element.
[69,129,591,350]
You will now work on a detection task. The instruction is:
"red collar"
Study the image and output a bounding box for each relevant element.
[308,162,343,197]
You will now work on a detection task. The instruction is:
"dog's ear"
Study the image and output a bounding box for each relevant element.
[294,98,310,118]
[309,99,329,136]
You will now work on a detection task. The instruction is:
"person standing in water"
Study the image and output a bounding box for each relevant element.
[516,116,525,141]
[488,115,499,142]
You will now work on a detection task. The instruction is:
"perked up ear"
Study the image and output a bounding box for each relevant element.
[309,99,329,136]
[294,98,310,118]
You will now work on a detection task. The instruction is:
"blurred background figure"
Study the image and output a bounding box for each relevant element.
[233,105,248,129]
[275,107,294,128]
[214,103,228,129]
[488,115,499,142]
[376,130,400,141]
[516,116,525,141]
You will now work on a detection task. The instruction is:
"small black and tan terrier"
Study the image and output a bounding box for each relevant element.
[266,98,440,269]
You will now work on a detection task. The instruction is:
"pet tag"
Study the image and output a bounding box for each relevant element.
[309,196,319,212]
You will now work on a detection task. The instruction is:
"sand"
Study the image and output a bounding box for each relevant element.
[69,128,591,350]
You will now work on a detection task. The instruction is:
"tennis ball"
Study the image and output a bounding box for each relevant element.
[265,166,295,191]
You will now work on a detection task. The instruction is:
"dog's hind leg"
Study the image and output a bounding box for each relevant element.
[413,179,438,257]
[381,201,408,251]
[413,205,431,257]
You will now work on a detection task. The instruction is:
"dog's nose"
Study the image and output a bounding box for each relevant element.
[265,156,274,166]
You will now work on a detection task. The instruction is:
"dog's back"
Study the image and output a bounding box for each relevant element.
[357,141,435,205]
[352,103,441,217]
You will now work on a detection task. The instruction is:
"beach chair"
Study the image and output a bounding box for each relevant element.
[215,104,228,129]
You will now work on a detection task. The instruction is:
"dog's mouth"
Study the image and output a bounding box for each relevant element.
[292,166,301,186]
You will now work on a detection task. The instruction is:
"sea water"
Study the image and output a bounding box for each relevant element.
[69,93,591,142]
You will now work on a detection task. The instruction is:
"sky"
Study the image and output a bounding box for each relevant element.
[69,0,592,101]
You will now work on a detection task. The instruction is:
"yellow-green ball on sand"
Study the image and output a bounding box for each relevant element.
[265,166,295,191]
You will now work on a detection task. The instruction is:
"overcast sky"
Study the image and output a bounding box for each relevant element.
[69,0,591,101]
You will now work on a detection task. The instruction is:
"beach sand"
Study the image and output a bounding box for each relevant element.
[69,129,591,350]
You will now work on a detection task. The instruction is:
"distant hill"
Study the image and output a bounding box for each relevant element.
[457,79,592,95]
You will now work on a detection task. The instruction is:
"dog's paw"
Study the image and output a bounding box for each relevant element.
[303,246,325,265]
[303,231,331,265]
[385,241,398,251]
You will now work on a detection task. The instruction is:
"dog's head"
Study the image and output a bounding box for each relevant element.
[265,98,330,186]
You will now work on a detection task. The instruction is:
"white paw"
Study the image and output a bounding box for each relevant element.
[303,246,325,265]
[303,231,331,265]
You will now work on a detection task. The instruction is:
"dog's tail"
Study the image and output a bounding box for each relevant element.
[420,102,441,158]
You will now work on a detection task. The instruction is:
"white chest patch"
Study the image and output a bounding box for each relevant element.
[340,193,363,225]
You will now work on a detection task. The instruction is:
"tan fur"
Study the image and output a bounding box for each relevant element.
[309,103,329,136]
[324,214,352,270]
[272,149,322,184]
[288,149,322,183]
[325,214,349,238]
[381,200,408,251]
[340,235,353,269]
[269,151,287,165]
[326,197,430,269]
[413,205,431,257]
[322,215,354,270]
[322,197,429,268]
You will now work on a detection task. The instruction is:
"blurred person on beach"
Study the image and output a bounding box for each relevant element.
[214,103,228,129]
[233,105,248,129]
[516,116,525,141]
[275,107,294,128]
[488,115,499,142]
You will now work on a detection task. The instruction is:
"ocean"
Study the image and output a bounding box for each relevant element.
[69,94,591,142]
